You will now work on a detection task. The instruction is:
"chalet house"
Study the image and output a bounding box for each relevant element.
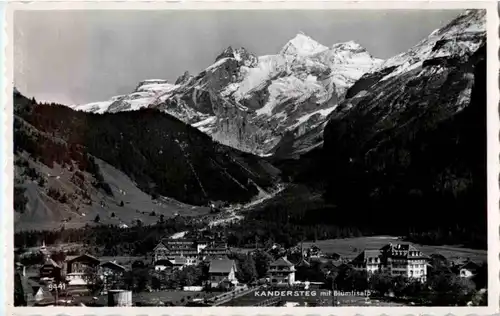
[351,243,429,281]
[39,259,62,282]
[208,258,238,288]
[154,239,199,263]
[269,257,296,285]
[65,254,101,286]
[100,261,126,291]
[458,261,480,278]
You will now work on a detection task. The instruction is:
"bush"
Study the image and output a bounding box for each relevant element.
[47,187,61,200]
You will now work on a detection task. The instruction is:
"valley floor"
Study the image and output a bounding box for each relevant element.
[302,236,487,263]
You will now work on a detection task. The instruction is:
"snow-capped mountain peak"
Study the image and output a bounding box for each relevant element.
[69,31,383,156]
[331,40,366,52]
[280,32,329,56]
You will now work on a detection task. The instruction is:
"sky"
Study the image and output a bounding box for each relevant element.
[14,9,463,105]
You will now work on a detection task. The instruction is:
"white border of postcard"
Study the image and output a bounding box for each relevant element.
[3,1,499,315]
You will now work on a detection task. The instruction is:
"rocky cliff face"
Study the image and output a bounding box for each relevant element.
[277,10,487,160]
[318,9,486,237]
[70,35,382,156]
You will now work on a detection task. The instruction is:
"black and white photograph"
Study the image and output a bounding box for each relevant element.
[7,2,497,310]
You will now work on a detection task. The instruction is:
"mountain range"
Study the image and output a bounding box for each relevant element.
[70,33,383,156]
[14,9,487,248]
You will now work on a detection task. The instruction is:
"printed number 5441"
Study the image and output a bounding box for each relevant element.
[49,283,66,291]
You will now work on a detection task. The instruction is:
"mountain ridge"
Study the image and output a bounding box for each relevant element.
[13,90,281,230]
[68,33,383,156]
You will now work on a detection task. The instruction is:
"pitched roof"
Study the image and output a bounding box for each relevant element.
[204,255,230,261]
[379,243,428,258]
[270,257,294,267]
[66,253,100,264]
[154,242,167,250]
[100,261,126,271]
[296,258,311,267]
[351,250,381,263]
[65,256,78,262]
[209,259,236,273]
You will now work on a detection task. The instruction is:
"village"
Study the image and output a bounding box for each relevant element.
[14,230,488,307]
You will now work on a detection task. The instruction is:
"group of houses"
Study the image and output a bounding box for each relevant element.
[16,237,483,306]
[198,242,482,289]
[205,256,297,289]
[15,244,128,306]
[152,238,300,289]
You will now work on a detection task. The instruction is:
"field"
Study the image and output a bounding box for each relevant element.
[302,236,487,263]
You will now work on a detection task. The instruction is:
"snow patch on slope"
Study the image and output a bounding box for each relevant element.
[70,101,112,114]
[375,9,485,82]
[288,107,336,130]
[256,74,323,116]
[74,80,181,114]
[192,116,217,133]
